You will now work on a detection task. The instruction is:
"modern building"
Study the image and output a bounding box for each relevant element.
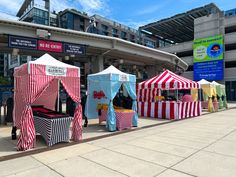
[17,0,57,27]
[140,3,236,101]
[17,0,157,49]
[58,9,90,32]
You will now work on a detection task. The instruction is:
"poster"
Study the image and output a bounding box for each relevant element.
[193,35,224,80]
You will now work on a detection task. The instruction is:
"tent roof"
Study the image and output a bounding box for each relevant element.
[89,65,131,76]
[29,53,78,69]
[211,81,221,85]
[138,70,200,89]
[197,79,211,85]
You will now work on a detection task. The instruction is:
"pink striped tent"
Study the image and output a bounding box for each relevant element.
[137,70,202,119]
[13,53,82,151]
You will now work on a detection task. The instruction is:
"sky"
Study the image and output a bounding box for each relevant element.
[0,0,235,29]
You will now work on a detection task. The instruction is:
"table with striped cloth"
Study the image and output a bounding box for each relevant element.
[99,109,134,131]
[34,116,73,146]
[138,101,202,120]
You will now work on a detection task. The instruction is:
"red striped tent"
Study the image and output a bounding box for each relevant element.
[137,70,201,119]
[13,53,82,151]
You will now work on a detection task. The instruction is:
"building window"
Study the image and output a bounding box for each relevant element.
[112,28,118,37]
[121,31,127,40]
[144,39,155,48]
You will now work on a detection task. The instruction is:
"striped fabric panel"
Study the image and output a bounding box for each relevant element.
[34,116,73,146]
[17,106,35,151]
[138,101,201,120]
[71,104,83,141]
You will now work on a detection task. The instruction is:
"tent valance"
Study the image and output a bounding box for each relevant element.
[138,70,200,90]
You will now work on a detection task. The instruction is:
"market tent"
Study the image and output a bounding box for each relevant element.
[137,70,201,119]
[211,81,228,108]
[13,53,82,150]
[197,79,217,112]
[137,69,200,102]
[85,65,137,131]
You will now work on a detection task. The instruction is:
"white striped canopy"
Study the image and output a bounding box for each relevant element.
[13,53,82,151]
[137,70,200,90]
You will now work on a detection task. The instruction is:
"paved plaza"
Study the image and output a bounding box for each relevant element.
[0,106,236,177]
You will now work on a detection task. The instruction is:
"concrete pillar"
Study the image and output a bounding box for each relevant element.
[91,55,104,73]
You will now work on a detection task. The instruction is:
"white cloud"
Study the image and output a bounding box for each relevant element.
[76,0,110,15]
[0,0,23,14]
[0,11,19,20]
[119,19,157,30]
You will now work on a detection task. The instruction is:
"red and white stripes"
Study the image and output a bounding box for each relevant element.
[14,56,82,151]
[138,101,201,119]
[137,70,200,90]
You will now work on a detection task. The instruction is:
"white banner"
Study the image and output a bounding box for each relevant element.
[46,66,67,76]
[119,74,129,82]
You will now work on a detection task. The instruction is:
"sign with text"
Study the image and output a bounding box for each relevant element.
[194,60,224,81]
[193,35,224,63]
[119,74,129,82]
[38,40,63,53]
[64,43,86,55]
[8,35,37,50]
[46,66,67,76]
[8,54,20,69]
[193,35,224,80]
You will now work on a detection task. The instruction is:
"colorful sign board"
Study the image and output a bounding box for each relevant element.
[193,35,224,80]
[193,35,223,63]
[8,35,37,50]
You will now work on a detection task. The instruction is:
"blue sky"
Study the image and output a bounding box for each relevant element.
[0,0,235,29]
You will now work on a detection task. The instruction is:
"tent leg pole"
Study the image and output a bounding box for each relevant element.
[57,80,60,112]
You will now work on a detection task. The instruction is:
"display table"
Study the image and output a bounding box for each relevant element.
[99,109,134,131]
[137,101,202,119]
[33,113,73,146]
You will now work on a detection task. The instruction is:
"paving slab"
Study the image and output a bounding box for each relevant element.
[33,143,102,164]
[81,148,166,177]
[108,144,183,167]
[144,134,209,149]
[6,166,62,177]
[172,151,236,177]
[155,169,194,177]
[49,155,127,177]
[204,139,236,157]
[127,139,197,157]
[0,156,42,177]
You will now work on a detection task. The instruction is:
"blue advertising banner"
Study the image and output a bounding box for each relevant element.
[8,35,37,50]
[64,43,86,55]
[194,60,224,81]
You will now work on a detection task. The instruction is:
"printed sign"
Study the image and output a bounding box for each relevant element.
[64,43,86,55]
[8,35,37,50]
[38,40,63,53]
[119,74,129,81]
[93,91,105,99]
[193,35,223,63]
[8,54,20,69]
[193,35,224,80]
[194,60,224,81]
[46,66,67,76]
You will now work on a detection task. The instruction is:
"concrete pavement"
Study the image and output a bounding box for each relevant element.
[0,108,236,177]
